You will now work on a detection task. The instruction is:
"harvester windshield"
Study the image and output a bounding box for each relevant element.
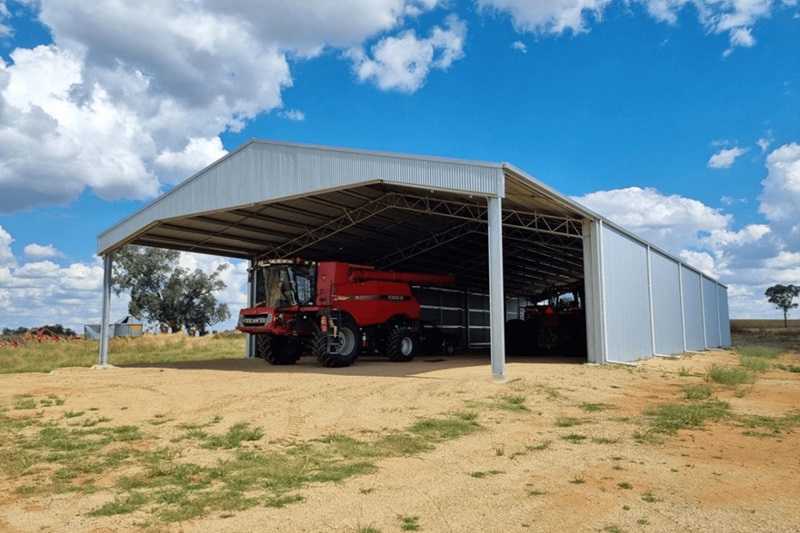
[254,261,316,309]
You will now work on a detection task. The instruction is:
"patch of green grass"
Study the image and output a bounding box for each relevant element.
[740,356,771,373]
[2,398,483,527]
[494,394,529,411]
[579,402,611,412]
[39,395,65,407]
[735,413,800,437]
[642,399,730,437]
[680,383,713,400]
[408,411,480,442]
[642,491,662,502]
[266,494,304,508]
[528,489,547,496]
[80,416,111,427]
[149,414,171,426]
[202,422,264,449]
[88,492,149,516]
[63,410,84,419]
[774,364,800,373]
[569,476,586,484]
[735,344,783,359]
[555,417,583,427]
[399,515,420,531]
[533,385,564,400]
[706,364,755,386]
[14,395,37,410]
[617,482,633,490]
[469,470,503,478]
[592,437,619,444]
[678,366,691,377]
[470,394,529,412]
[356,525,382,533]
[562,433,587,443]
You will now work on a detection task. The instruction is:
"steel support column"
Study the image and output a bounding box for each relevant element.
[487,196,505,381]
[246,259,257,358]
[98,253,113,367]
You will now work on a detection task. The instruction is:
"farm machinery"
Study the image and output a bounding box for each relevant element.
[505,286,587,357]
[236,259,454,367]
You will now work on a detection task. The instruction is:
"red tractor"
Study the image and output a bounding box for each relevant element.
[236,258,454,367]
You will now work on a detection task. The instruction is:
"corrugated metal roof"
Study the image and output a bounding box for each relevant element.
[96,139,721,299]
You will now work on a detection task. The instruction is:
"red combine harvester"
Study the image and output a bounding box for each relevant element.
[236,259,454,367]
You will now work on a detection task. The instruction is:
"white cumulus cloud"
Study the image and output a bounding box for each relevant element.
[279,109,306,121]
[478,0,612,35]
[0,226,15,267]
[0,0,452,213]
[759,142,800,222]
[349,15,466,92]
[708,146,749,169]
[0,225,248,332]
[154,137,228,179]
[483,0,784,55]
[24,243,65,260]
[574,186,732,254]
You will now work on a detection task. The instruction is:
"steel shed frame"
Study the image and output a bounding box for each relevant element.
[96,139,731,374]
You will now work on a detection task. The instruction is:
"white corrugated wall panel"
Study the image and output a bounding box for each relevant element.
[650,251,685,355]
[718,284,731,347]
[703,277,722,348]
[601,225,653,363]
[681,267,705,351]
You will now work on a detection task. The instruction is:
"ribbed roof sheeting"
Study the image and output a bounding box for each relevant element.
[96,139,723,301]
[98,140,506,256]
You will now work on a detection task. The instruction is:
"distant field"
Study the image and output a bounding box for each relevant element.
[731,318,800,335]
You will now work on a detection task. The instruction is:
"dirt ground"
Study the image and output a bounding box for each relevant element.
[1,349,799,533]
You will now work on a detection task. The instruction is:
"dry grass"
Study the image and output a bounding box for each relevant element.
[0,332,246,374]
[730,319,800,337]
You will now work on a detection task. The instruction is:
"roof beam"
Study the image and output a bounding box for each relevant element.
[264,193,397,259]
[387,193,583,239]
[374,221,484,269]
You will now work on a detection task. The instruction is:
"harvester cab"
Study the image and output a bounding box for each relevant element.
[256,259,316,310]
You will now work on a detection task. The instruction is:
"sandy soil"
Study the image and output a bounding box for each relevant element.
[1,349,799,533]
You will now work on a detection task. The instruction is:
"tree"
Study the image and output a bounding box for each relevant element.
[765,284,800,328]
[111,245,231,335]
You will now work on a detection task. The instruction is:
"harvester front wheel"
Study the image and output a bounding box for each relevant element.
[258,335,300,365]
[313,315,360,368]
[386,328,417,362]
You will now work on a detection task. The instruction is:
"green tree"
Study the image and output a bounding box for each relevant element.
[765,284,800,328]
[111,245,230,335]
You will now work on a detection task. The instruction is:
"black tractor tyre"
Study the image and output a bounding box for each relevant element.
[386,328,418,362]
[313,315,360,368]
[258,335,301,365]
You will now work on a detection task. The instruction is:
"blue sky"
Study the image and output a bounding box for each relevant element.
[0,0,798,332]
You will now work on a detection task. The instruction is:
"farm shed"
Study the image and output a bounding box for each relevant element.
[84,316,143,340]
[96,139,731,377]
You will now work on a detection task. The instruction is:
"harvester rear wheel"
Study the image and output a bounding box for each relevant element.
[258,335,300,365]
[313,315,360,368]
[386,328,417,362]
